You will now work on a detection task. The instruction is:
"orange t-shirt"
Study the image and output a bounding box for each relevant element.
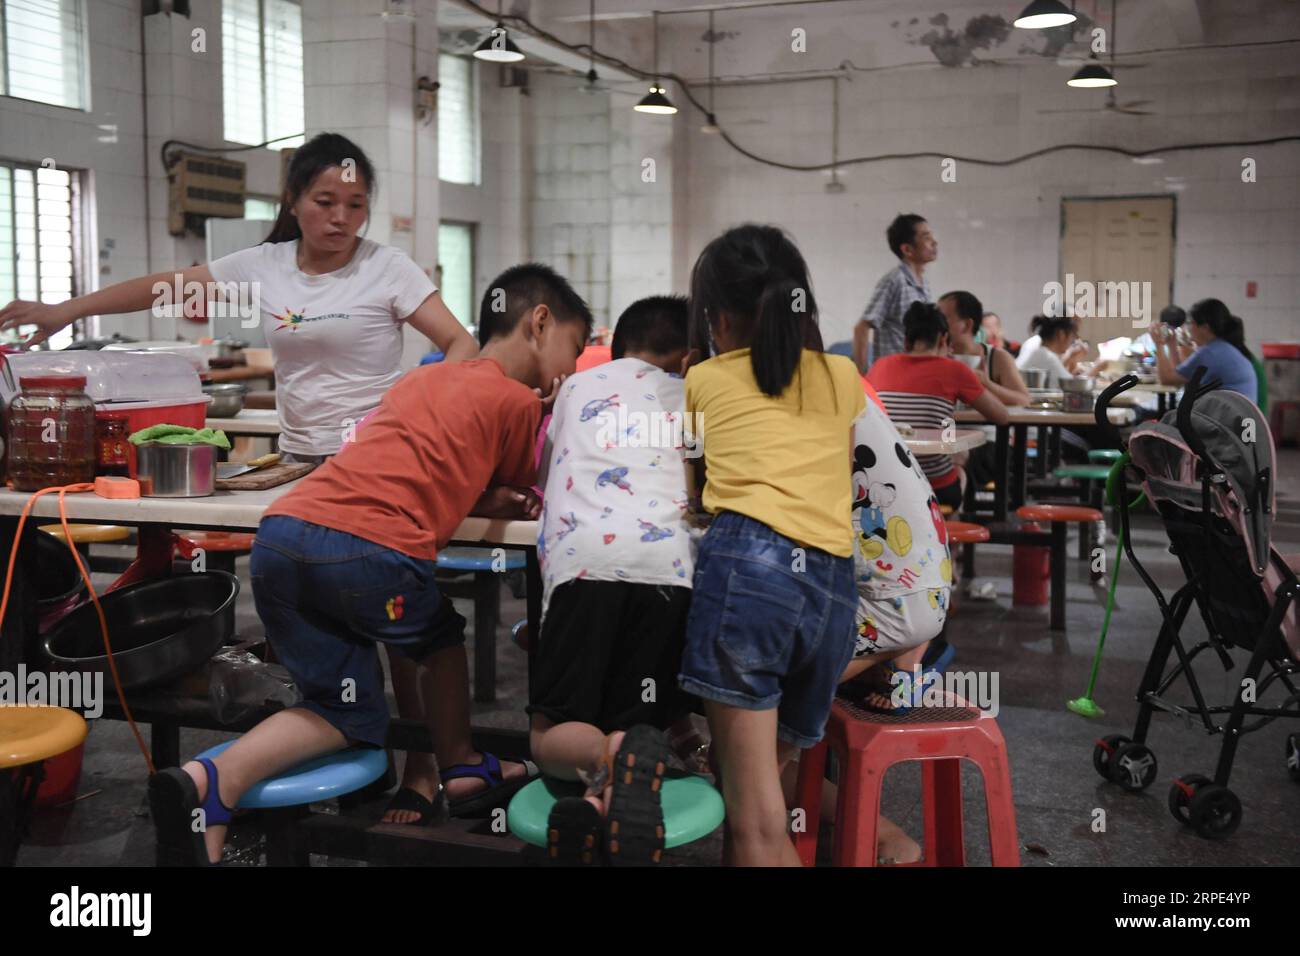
[265,358,541,560]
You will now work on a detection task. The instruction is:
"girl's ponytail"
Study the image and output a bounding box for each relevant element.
[751,277,808,397]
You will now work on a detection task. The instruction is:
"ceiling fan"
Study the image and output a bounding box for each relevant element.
[1039,86,1154,115]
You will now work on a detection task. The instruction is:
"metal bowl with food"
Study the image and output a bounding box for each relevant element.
[203,382,247,417]
[135,442,219,497]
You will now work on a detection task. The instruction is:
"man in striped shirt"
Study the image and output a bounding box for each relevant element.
[854,214,938,371]
[866,302,1009,511]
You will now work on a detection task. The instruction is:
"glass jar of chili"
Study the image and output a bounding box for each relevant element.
[95,411,131,478]
[8,375,97,491]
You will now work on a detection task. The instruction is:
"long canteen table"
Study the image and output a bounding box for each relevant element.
[954,405,1134,520]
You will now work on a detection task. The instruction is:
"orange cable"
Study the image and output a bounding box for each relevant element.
[0,485,155,775]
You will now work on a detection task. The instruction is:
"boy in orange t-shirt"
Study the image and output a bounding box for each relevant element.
[148,264,592,866]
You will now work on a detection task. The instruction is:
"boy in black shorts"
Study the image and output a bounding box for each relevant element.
[529,296,697,865]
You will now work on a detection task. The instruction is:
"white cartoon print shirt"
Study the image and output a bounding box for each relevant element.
[538,358,696,621]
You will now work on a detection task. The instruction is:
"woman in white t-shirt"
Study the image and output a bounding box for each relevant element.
[1,132,476,460]
[1015,314,1087,388]
[0,133,494,823]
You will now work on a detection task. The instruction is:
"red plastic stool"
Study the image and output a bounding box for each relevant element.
[793,697,1019,867]
[1015,504,1102,630]
[175,531,257,575]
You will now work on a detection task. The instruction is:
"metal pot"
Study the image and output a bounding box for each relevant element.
[203,382,246,417]
[135,442,218,497]
[41,571,239,691]
[1061,376,1096,412]
[1021,368,1047,389]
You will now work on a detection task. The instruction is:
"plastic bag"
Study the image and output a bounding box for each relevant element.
[208,644,301,725]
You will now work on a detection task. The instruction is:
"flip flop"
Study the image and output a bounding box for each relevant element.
[382,786,444,826]
[147,759,231,867]
[546,797,603,866]
[441,753,539,818]
[604,725,669,866]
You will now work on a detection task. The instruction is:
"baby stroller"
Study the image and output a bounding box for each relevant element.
[1089,368,1300,839]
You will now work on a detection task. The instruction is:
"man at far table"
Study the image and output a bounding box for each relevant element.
[853,213,937,371]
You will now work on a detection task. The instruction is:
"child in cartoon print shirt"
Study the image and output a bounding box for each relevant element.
[847,401,952,670]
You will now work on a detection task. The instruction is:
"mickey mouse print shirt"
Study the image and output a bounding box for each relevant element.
[538,358,697,621]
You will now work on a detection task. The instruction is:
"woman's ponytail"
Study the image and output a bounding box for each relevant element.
[1190,298,1253,361]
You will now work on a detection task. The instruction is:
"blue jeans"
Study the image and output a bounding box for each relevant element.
[250,516,465,747]
[678,511,857,748]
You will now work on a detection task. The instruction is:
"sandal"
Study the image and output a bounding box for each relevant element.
[147,758,231,867]
[382,786,445,826]
[603,725,669,866]
[441,753,539,818]
[546,797,603,866]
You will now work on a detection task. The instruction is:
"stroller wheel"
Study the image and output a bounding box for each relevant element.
[1287,734,1300,783]
[1109,742,1158,792]
[1092,734,1131,781]
[1167,774,1213,826]
[1187,784,1242,840]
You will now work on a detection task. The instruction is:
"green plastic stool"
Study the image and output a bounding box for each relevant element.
[507,774,725,851]
[1087,449,1123,464]
[1054,464,1112,481]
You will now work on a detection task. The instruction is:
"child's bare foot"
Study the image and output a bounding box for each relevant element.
[382,752,442,824]
[877,814,922,865]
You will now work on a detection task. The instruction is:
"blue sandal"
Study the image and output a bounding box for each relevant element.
[860,642,957,716]
[440,753,538,818]
[147,758,232,867]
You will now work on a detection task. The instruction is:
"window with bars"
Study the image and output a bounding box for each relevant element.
[0,162,79,350]
[0,0,88,110]
[438,54,480,186]
[437,222,474,329]
[223,0,304,149]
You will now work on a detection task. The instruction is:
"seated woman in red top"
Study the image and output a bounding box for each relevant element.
[867,302,1009,511]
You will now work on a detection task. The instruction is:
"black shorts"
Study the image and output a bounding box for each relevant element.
[528,580,694,732]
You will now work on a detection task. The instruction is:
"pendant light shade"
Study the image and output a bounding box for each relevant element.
[634,86,677,114]
[474,23,524,62]
[1067,61,1117,88]
[1013,0,1077,29]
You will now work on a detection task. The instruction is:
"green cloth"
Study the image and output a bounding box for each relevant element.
[129,424,231,449]
[1250,355,1269,414]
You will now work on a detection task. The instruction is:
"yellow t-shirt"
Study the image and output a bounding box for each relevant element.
[685,348,865,557]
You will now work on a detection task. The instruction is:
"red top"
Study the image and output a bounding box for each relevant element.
[867,354,984,488]
[575,344,612,372]
[266,358,541,560]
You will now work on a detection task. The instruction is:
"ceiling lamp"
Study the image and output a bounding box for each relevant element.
[1013,0,1077,29]
[634,12,677,115]
[474,23,524,62]
[1067,59,1117,87]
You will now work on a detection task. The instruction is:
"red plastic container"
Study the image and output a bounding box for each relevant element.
[33,740,86,809]
[1262,342,1300,360]
[1012,523,1050,606]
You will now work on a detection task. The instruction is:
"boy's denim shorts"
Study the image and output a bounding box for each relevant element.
[249,515,466,747]
[678,511,858,749]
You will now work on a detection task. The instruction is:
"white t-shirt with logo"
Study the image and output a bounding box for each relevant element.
[209,238,436,455]
[537,358,696,621]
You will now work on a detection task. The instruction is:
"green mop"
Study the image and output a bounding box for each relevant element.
[1067,455,1146,719]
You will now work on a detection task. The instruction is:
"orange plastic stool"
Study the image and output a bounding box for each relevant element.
[944,521,989,544]
[793,698,1019,867]
[1015,504,1103,629]
[175,531,257,574]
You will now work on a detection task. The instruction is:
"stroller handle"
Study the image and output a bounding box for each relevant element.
[1176,366,1211,462]
[1095,374,1139,428]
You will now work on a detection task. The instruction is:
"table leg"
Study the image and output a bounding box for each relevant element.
[525,547,541,694]
[1012,424,1029,510]
[1035,425,1048,479]
[0,517,39,672]
[993,424,1010,522]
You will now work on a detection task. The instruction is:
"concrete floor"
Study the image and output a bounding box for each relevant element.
[16,449,1300,867]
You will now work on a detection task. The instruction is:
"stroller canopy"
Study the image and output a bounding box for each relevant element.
[1128,389,1276,576]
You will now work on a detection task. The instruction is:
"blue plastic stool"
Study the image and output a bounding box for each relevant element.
[193,741,388,866]
[436,548,526,702]
[507,774,725,856]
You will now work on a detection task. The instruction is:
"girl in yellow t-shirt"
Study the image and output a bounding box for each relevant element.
[679,224,864,866]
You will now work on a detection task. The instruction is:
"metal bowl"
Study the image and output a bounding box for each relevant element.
[41,571,239,691]
[1021,368,1047,389]
[203,383,247,417]
[135,442,218,497]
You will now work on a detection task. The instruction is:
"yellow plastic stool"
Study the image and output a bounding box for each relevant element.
[38,524,131,545]
[1,706,88,866]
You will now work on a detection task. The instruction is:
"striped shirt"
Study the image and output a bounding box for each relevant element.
[867,354,984,488]
[859,262,931,366]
